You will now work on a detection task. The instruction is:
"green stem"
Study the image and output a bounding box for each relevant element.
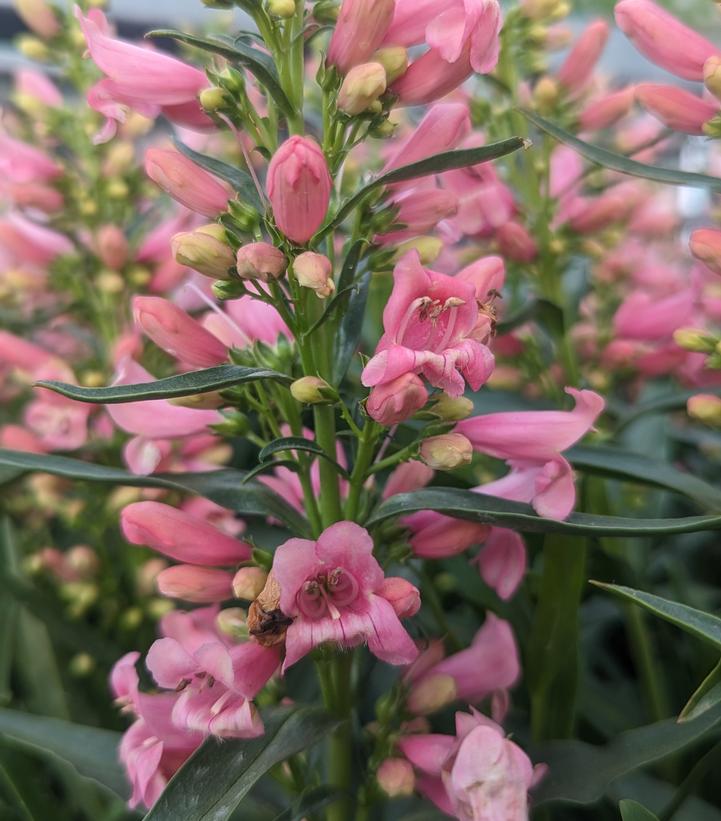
[625,604,671,724]
[345,421,378,521]
[326,653,353,821]
[313,404,343,526]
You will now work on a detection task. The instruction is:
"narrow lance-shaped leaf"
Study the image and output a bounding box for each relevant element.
[619,800,660,821]
[522,109,721,192]
[258,436,350,478]
[36,365,291,404]
[367,487,721,537]
[615,386,721,431]
[680,659,721,723]
[317,137,528,239]
[333,266,371,384]
[144,707,339,821]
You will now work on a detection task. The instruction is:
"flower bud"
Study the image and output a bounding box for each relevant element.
[636,84,717,135]
[14,0,60,39]
[267,137,331,244]
[199,86,229,112]
[236,242,287,282]
[376,759,415,798]
[520,0,569,20]
[673,327,717,353]
[367,373,428,425]
[496,221,538,263]
[420,433,473,470]
[407,673,458,715]
[431,395,474,421]
[268,0,296,16]
[292,251,335,297]
[380,577,421,618]
[17,34,49,61]
[338,62,387,115]
[314,0,339,22]
[232,566,268,600]
[534,76,560,111]
[145,148,232,218]
[290,375,334,404]
[690,228,721,276]
[705,56,721,102]
[156,565,233,603]
[327,0,395,74]
[373,47,408,84]
[171,224,235,279]
[65,545,100,580]
[96,270,124,294]
[95,225,128,270]
[393,236,443,265]
[216,607,249,639]
[688,394,721,426]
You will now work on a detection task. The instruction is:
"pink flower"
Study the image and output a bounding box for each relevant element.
[635,84,718,135]
[156,565,234,603]
[691,227,721,275]
[361,251,496,398]
[579,86,636,131]
[556,20,609,95]
[475,527,526,601]
[366,373,429,425]
[24,398,90,451]
[145,149,232,218]
[0,213,73,266]
[121,501,252,565]
[15,0,59,39]
[13,68,63,107]
[496,221,538,263]
[271,521,419,670]
[132,296,228,368]
[0,131,61,184]
[614,289,695,341]
[327,0,395,74]
[383,461,435,498]
[75,8,212,142]
[266,137,331,245]
[615,0,719,81]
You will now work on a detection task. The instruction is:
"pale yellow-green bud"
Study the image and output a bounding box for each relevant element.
[267,0,296,17]
[103,142,135,176]
[96,270,124,294]
[337,62,387,116]
[17,34,50,61]
[313,0,339,22]
[688,394,721,427]
[199,86,228,112]
[80,370,106,388]
[431,394,474,421]
[172,224,235,280]
[420,433,473,470]
[290,376,335,404]
[128,265,151,286]
[705,56,721,102]
[232,567,268,600]
[377,759,415,798]
[407,673,458,715]
[534,76,560,112]
[216,607,249,639]
[372,46,408,84]
[394,236,443,265]
[169,391,225,409]
[69,653,96,677]
[106,179,129,199]
[673,327,717,353]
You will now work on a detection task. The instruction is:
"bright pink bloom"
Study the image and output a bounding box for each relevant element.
[0,131,61,184]
[121,501,252,565]
[475,527,526,600]
[75,8,212,142]
[635,84,717,134]
[266,137,331,244]
[272,521,419,670]
[381,186,458,243]
[132,296,228,367]
[615,0,719,81]
[579,86,636,131]
[691,228,721,275]
[556,20,609,94]
[145,149,232,218]
[614,289,695,341]
[156,565,234,603]
[24,398,90,451]
[383,461,435,498]
[383,103,471,173]
[362,251,496,397]
[366,373,429,425]
[327,0,395,74]
[14,68,63,107]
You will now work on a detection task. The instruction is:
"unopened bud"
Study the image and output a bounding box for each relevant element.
[96,224,129,270]
[420,433,473,470]
[373,46,408,84]
[66,545,99,579]
[705,56,721,102]
[103,142,134,176]
[96,270,124,294]
[688,394,721,426]
[232,566,268,600]
[199,86,228,112]
[172,224,235,279]
[17,34,49,61]
[290,375,334,404]
[236,242,287,282]
[268,0,296,16]
[216,607,249,639]
[394,236,443,265]
[314,0,339,22]
[106,179,129,199]
[292,251,335,297]
[673,327,717,353]
[210,411,250,436]
[14,0,60,39]
[338,62,387,115]
[534,76,560,111]
[377,758,415,798]
[521,0,569,20]
[431,394,474,421]
[69,653,95,677]
[407,673,458,715]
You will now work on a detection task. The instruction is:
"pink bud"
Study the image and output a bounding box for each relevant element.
[121,501,252,565]
[380,577,421,618]
[690,228,721,275]
[420,433,473,470]
[615,0,719,81]
[292,251,335,297]
[96,225,128,269]
[132,296,228,367]
[327,0,395,74]
[579,86,636,131]
[556,20,609,94]
[156,565,233,602]
[267,137,331,244]
[14,68,62,107]
[366,373,428,426]
[232,566,268,600]
[407,673,458,715]
[14,0,59,39]
[496,221,538,263]
[376,758,415,798]
[235,242,287,282]
[635,84,717,135]
[145,148,232,217]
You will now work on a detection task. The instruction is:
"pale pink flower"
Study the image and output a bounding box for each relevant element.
[13,68,63,107]
[0,213,73,266]
[156,565,234,603]
[383,103,471,173]
[556,20,609,95]
[145,149,232,218]
[579,86,636,131]
[0,131,61,184]
[691,228,721,276]
[327,0,395,74]
[271,521,419,670]
[635,84,718,135]
[366,373,429,425]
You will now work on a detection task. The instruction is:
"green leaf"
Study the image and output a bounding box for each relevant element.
[496,298,563,335]
[36,365,290,404]
[0,449,309,536]
[273,786,344,821]
[318,137,527,238]
[567,445,721,511]
[615,386,721,431]
[333,267,371,384]
[522,110,721,192]
[619,799,660,821]
[0,520,18,705]
[367,487,721,537]
[144,707,338,821]
[592,583,721,649]
[173,138,262,210]
[147,30,294,115]
[680,659,721,723]
[533,700,721,805]
[0,709,126,798]
[259,436,350,478]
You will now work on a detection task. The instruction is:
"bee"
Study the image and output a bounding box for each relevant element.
[247,572,293,647]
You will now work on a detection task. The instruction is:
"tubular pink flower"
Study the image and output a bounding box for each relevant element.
[145,149,232,218]
[362,251,496,398]
[579,86,636,131]
[156,565,234,603]
[13,68,63,107]
[132,296,228,368]
[366,373,429,425]
[475,527,526,600]
[0,131,61,184]
[615,0,719,81]
[121,501,253,565]
[614,289,695,341]
[266,137,331,244]
[327,0,395,74]
[0,213,73,266]
[690,227,721,276]
[635,83,718,135]
[272,521,419,670]
[556,20,609,94]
